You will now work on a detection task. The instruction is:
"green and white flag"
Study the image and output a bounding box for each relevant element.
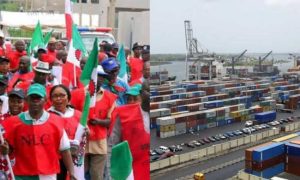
[43,29,54,45]
[75,38,98,142]
[111,141,134,180]
[29,21,45,68]
[66,23,88,67]
[117,44,128,83]
[29,21,44,54]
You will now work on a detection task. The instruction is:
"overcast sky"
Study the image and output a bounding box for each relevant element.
[151,0,300,54]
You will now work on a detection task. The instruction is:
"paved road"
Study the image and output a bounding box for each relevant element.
[205,161,244,180]
[151,149,245,180]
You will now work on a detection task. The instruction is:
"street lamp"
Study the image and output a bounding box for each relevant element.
[130,17,134,50]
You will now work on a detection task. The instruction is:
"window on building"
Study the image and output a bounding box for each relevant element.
[91,0,99,3]
[81,0,87,3]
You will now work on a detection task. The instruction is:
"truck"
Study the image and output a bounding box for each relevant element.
[77,27,116,52]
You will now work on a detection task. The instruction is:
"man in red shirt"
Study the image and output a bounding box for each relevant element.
[128,42,143,84]
[8,40,26,72]
[47,37,57,59]
[8,55,34,91]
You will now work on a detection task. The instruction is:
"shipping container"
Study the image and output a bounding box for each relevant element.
[252,143,285,162]
[252,163,284,179]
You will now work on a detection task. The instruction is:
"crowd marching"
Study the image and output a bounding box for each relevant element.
[0,28,150,180]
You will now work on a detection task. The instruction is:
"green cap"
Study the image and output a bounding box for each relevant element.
[126,84,142,96]
[27,83,46,98]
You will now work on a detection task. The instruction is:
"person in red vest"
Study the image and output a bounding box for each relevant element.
[0,88,25,179]
[129,60,150,86]
[0,83,76,179]
[108,84,150,180]
[85,65,117,180]
[15,61,53,109]
[7,40,26,73]
[128,42,143,84]
[47,37,57,58]
[8,56,34,92]
[48,84,84,180]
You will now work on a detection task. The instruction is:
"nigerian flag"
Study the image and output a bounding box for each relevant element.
[29,21,44,54]
[117,44,128,83]
[75,38,98,142]
[111,141,134,180]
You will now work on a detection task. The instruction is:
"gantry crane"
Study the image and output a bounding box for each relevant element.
[231,49,247,75]
[184,20,215,80]
[258,51,272,72]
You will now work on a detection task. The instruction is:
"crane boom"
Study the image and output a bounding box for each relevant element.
[231,49,247,75]
[259,51,272,72]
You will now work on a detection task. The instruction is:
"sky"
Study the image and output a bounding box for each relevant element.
[151,0,300,54]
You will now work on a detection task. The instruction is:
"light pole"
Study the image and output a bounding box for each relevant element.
[130,17,134,50]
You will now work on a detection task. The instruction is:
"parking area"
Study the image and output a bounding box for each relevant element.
[150,110,300,161]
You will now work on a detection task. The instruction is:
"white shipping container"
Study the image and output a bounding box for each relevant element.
[160,108,171,116]
[224,107,230,113]
[156,116,175,126]
[205,110,216,118]
[207,122,217,128]
[201,97,208,102]
[238,104,246,110]
[150,109,161,118]
[175,122,186,130]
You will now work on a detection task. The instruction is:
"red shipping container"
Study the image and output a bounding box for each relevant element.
[245,160,252,169]
[285,163,300,176]
[186,120,197,128]
[150,103,159,110]
[170,107,177,113]
[197,119,207,125]
[251,154,285,171]
[230,106,238,112]
[175,116,187,123]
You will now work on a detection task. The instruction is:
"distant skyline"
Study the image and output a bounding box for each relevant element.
[151,0,300,54]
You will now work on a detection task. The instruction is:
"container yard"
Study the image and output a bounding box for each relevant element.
[150,76,300,180]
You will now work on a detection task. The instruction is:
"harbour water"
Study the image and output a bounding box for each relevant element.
[151,54,295,82]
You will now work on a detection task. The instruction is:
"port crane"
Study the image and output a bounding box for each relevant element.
[230,49,247,75]
[184,20,215,81]
[258,51,272,72]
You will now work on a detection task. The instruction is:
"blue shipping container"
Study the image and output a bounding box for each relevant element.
[286,143,300,156]
[226,118,234,124]
[170,94,180,100]
[150,91,159,96]
[217,120,226,127]
[252,163,284,179]
[255,111,276,122]
[252,143,285,162]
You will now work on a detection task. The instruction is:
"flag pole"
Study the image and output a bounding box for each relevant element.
[73,63,77,88]
[0,127,15,180]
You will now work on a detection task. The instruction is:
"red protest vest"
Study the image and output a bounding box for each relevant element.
[88,90,117,140]
[7,50,27,71]
[129,57,143,83]
[62,62,83,89]
[63,109,81,140]
[111,104,150,180]
[8,72,35,92]
[2,113,63,176]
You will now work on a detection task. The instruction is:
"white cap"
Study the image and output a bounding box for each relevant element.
[33,61,51,74]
